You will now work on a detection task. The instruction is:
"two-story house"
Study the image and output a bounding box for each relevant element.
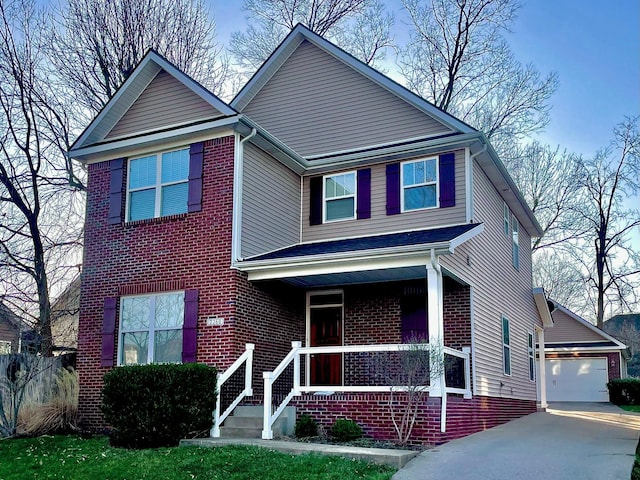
[69,24,553,444]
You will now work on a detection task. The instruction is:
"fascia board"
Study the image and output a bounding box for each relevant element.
[533,287,554,328]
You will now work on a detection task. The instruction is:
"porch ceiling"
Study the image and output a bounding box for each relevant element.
[278,265,427,287]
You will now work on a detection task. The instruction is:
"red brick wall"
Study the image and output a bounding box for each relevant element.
[293,393,535,445]
[545,351,622,381]
[443,279,471,350]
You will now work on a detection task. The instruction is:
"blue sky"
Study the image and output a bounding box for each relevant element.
[213,0,640,157]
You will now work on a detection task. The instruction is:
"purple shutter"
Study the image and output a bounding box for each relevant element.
[401,296,427,343]
[108,159,125,224]
[101,297,117,367]
[182,289,199,363]
[439,153,455,208]
[309,176,323,225]
[357,169,371,219]
[386,163,400,215]
[188,142,204,213]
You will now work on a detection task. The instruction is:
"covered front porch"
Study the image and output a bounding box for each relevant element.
[215,225,481,443]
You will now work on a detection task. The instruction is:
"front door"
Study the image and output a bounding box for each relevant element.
[308,291,343,386]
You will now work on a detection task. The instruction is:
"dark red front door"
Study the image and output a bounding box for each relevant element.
[310,305,342,386]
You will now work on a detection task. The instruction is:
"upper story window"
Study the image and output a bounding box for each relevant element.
[118,292,184,365]
[127,148,189,221]
[528,332,535,381]
[324,172,356,222]
[401,158,438,211]
[511,213,519,270]
[502,316,511,376]
[503,202,510,236]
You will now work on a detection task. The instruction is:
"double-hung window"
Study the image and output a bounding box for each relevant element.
[402,158,438,211]
[511,213,519,269]
[119,292,184,365]
[127,148,189,221]
[528,332,535,381]
[503,202,510,236]
[324,172,356,222]
[502,316,511,376]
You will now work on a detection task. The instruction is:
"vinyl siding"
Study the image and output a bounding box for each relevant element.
[546,309,606,343]
[440,160,540,400]
[302,150,466,242]
[241,143,301,258]
[106,70,224,139]
[242,40,452,158]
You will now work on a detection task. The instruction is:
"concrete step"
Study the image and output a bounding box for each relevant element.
[224,415,263,428]
[221,405,296,438]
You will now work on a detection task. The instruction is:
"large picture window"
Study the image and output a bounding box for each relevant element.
[127,148,189,221]
[118,292,184,365]
[502,316,511,376]
[324,172,356,222]
[401,158,438,211]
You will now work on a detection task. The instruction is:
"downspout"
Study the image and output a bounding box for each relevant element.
[232,128,257,264]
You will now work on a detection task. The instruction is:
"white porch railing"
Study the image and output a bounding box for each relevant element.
[211,343,254,438]
[262,342,472,439]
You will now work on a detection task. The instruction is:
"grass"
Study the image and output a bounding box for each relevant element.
[620,405,640,413]
[0,435,395,480]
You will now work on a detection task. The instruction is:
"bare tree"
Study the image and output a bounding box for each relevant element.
[229,0,394,79]
[398,0,558,153]
[532,249,586,312]
[577,117,640,328]
[47,0,229,114]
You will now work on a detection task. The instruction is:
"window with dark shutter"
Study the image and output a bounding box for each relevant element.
[102,297,117,367]
[188,142,204,213]
[438,153,455,208]
[108,159,125,225]
[356,168,371,219]
[182,289,199,363]
[386,163,400,215]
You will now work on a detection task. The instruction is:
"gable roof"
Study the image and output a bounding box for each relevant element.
[547,300,627,350]
[69,50,237,158]
[0,302,23,330]
[231,24,475,135]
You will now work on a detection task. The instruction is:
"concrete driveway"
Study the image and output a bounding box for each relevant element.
[393,403,640,480]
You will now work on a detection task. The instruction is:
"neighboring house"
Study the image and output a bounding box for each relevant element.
[0,302,21,354]
[50,276,80,354]
[604,313,640,377]
[539,300,629,403]
[68,25,553,444]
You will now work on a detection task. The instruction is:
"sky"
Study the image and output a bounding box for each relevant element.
[212,0,640,158]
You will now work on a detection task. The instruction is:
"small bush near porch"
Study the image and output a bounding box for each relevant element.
[0,436,395,480]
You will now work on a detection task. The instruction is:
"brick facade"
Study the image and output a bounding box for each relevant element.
[544,351,622,381]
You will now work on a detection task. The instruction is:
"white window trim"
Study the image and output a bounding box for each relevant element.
[125,147,189,222]
[401,157,439,212]
[117,291,185,366]
[323,171,357,223]
[527,331,535,382]
[502,316,511,376]
[503,202,510,237]
[511,213,520,270]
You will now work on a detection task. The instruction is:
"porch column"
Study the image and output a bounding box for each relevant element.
[426,250,444,397]
[536,326,548,409]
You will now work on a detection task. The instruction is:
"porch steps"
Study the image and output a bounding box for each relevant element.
[218,405,296,439]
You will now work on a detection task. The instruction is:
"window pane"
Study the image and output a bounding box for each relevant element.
[154,330,183,363]
[504,346,511,375]
[129,189,156,221]
[121,296,150,331]
[502,318,510,344]
[155,293,185,328]
[424,159,436,182]
[325,173,355,199]
[161,149,189,183]
[122,332,149,365]
[404,185,436,210]
[403,162,416,186]
[129,156,156,189]
[161,183,188,216]
[326,197,354,221]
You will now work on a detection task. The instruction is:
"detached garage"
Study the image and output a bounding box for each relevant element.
[538,301,629,403]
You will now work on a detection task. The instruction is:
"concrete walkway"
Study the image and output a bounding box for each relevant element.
[393,403,640,480]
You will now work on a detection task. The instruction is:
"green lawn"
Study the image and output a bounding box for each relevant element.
[0,436,395,480]
[620,405,640,413]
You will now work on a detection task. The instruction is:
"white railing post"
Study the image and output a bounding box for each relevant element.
[462,346,472,399]
[292,341,301,395]
[211,371,222,437]
[245,343,254,396]
[262,371,274,440]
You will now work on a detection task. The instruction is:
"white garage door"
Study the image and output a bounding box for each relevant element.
[545,358,609,402]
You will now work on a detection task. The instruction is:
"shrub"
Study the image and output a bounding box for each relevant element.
[608,378,640,405]
[331,419,362,442]
[294,414,318,438]
[101,363,217,448]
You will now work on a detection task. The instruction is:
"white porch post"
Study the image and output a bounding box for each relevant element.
[537,326,548,409]
[426,249,444,397]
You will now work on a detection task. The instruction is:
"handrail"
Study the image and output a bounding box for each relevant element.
[262,342,472,439]
[211,343,254,438]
